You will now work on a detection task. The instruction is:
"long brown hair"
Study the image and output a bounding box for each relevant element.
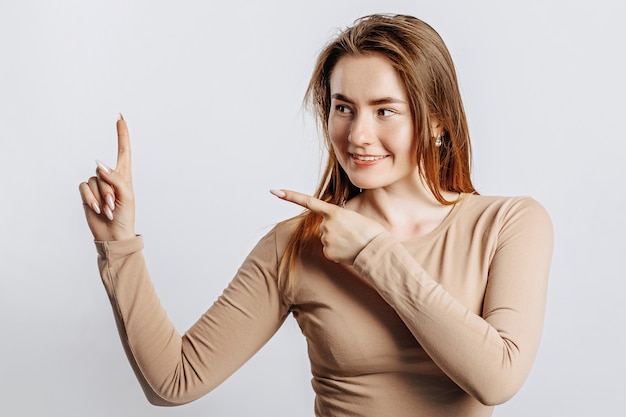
[279,14,476,287]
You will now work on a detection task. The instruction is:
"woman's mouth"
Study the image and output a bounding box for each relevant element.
[350,153,389,165]
[352,153,387,160]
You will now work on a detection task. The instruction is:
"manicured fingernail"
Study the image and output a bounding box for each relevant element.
[91,202,101,215]
[104,206,114,221]
[118,113,124,121]
[96,159,111,174]
[106,194,115,211]
[270,189,286,198]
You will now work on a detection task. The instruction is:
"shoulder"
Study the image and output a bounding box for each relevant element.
[236,218,299,289]
[251,216,300,259]
[458,193,552,240]
[460,193,550,220]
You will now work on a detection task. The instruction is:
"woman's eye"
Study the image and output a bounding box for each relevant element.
[335,104,352,114]
[379,109,395,117]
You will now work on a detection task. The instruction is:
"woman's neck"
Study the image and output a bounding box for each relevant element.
[346,183,459,241]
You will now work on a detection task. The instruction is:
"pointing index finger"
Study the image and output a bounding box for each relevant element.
[271,189,336,216]
[115,113,132,177]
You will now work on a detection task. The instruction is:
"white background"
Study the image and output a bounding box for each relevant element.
[1,0,624,416]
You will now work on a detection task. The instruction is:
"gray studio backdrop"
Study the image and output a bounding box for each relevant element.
[1,0,624,416]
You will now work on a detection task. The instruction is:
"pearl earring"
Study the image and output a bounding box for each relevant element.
[435,133,444,148]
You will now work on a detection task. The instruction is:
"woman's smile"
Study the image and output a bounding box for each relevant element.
[351,153,390,165]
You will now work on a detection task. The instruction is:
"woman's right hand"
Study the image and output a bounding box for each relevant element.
[79,115,136,241]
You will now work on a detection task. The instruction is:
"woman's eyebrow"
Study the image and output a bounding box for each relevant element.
[369,97,406,106]
[331,93,406,106]
[331,93,354,104]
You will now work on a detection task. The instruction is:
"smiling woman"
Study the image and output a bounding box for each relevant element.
[79,14,552,417]
[328,55,417,192]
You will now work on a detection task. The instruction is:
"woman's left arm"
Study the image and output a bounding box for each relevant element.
[353,197,553,406]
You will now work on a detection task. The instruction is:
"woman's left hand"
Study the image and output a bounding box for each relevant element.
[271,189,386,264]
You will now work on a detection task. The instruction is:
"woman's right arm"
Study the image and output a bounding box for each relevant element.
[95,230,289,406]
[80,117,290,405]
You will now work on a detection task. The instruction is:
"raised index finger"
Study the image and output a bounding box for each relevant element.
[270,189,336,216]
[115,114,132,178]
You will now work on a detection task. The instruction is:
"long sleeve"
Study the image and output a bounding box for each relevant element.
[95,230,291,406]
[352,196,553,405]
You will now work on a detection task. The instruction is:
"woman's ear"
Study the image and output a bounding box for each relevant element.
[430,117,444,137]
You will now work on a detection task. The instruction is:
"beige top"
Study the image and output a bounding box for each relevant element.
[95,194,553,417]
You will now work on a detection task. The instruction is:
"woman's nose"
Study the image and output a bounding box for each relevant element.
[348,114,374,146]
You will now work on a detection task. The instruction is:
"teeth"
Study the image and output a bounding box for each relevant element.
[354,155,385,161]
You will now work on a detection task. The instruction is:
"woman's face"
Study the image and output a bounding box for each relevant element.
[328,53,419,191]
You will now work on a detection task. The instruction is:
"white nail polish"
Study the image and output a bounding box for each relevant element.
[270,189,286,198]
[91,202,101,215]
[106,194,115,211]
[96,159,111,174]
[104,206,114,221]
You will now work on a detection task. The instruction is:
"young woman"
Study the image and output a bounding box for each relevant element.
[79,14,553,417]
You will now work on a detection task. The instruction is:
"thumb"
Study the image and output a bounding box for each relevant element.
[96,159,133,199]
